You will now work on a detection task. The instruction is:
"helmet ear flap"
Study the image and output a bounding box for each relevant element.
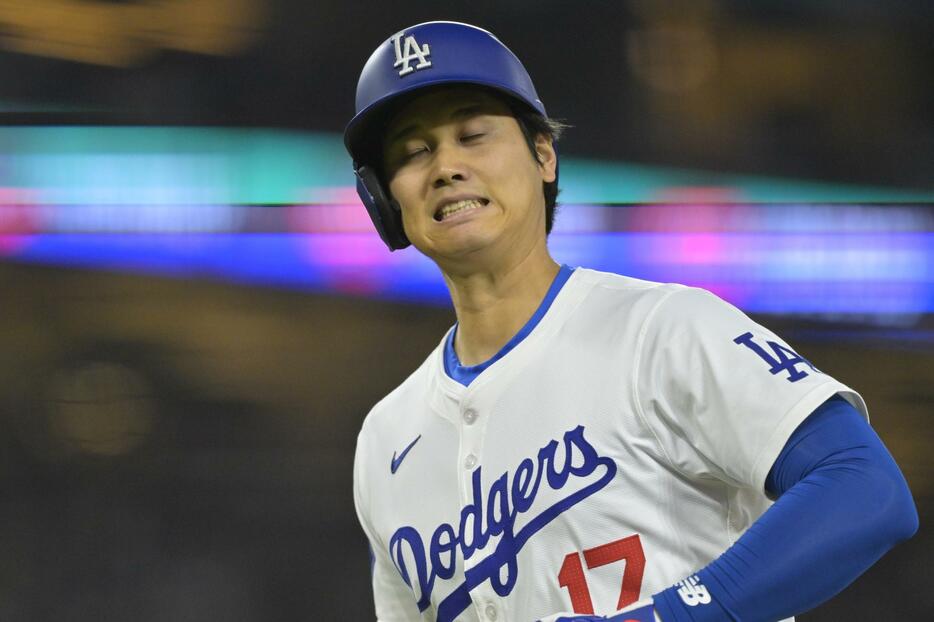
[354,165,411,250]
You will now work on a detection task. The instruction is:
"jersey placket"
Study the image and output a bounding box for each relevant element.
[455,386,506,621]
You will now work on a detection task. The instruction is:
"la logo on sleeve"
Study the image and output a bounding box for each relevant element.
[733,331,819,383]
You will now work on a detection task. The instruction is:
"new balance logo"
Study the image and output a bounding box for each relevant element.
[391,32,432,76]
[676,575,711,607]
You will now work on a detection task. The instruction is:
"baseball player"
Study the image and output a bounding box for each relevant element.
[345,21,918,622]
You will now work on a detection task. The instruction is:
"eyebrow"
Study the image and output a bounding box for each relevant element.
[386,104,488,146]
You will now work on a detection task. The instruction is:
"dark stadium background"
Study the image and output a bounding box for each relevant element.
[0,1,931,620]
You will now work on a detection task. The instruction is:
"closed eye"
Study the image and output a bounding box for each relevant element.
[461,133,484,143]
[401,147,428,162]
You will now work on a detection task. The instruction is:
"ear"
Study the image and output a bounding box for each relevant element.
[534,134,557,183]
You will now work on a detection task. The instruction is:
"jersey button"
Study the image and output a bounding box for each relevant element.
[484,603,497,620]
[462,408,478,425]
[464,454,477,469]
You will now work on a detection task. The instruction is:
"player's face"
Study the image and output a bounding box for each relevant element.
[382,87,556,270]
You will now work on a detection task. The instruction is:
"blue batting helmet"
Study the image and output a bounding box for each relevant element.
[344,21,550,250]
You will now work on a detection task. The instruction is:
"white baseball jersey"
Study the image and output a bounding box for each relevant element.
[353,267,866,622]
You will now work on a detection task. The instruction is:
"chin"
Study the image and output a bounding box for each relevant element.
[424,230,503,263]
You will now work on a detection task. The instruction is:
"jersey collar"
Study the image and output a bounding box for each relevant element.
[443,264,576,387]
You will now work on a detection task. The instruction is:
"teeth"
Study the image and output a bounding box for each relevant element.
[438,199,484,221]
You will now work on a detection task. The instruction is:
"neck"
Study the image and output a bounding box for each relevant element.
[443,245,560,366]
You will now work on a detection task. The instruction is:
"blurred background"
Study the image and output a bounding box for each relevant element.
[0,0,931,620]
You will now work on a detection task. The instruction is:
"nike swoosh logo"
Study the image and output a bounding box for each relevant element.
[391,434,421,474]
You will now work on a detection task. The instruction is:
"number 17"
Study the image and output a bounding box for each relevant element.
[557,534,646,614]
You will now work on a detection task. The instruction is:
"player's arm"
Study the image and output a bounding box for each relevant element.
[651,395,919,621]
[353,425,423,621]
[362,534,423,622]
[633,287,918,621]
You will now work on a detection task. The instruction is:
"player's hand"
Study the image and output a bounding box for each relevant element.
[535,598,660,622]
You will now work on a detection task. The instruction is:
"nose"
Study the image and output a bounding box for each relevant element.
[431,143,469,189]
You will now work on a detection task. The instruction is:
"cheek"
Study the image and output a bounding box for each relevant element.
[388,174,421,215]
[386,173,407,204]
[489,150,542,206]
[388,174,434,242]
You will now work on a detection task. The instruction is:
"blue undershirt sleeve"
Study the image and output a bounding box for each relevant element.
[653,395,918,622]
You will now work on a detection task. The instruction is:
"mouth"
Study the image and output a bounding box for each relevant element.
[433,198,490,222]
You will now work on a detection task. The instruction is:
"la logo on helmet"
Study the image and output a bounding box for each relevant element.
[391,31,432,76]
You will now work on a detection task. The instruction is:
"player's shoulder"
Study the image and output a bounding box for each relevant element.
[569,267,690,314]
[357,332,445,441]
[570,267,742,329]
[573,266,681,298]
